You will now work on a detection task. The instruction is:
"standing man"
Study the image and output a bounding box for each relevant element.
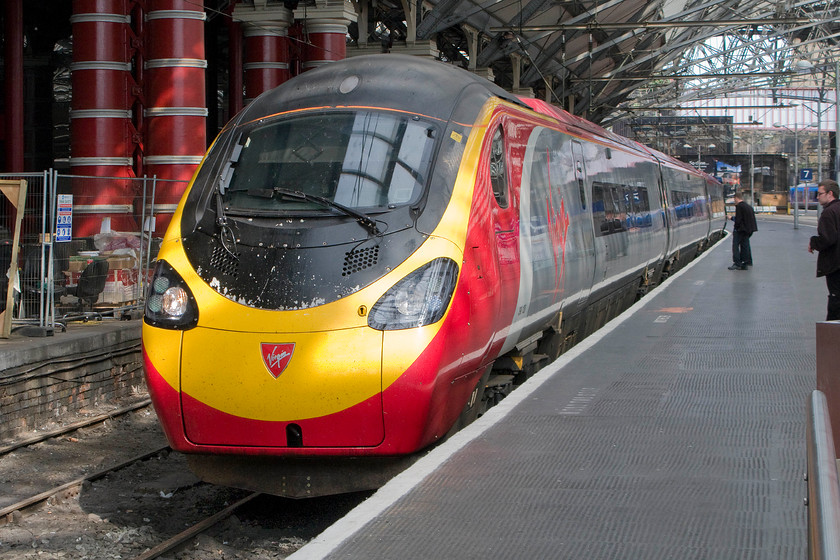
[729,191,758,270]
[809,179,840,320]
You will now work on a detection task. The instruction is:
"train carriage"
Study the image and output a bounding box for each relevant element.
[142,54,724,497]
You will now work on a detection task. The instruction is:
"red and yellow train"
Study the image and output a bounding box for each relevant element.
[142,54,724,497]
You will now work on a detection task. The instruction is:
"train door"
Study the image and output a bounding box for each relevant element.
[571,139,601,289]
[657,165,675,260]
[463,120,520,367]
[489,121,520,339]
[558,136,596,316]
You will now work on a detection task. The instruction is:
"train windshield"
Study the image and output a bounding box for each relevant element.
[221,110,437,213]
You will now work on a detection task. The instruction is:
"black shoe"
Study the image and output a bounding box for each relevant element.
[728,264,742,270]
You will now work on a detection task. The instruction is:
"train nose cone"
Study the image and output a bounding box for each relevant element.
[179,327,385,448]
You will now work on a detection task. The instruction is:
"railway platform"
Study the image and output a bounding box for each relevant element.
[293,215,825,559]
[0,317,143,441]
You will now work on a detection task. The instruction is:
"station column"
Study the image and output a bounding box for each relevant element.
[70,0,138,235]
[144,0,207,235]
[296,0,356,71]
[233,4,293,104]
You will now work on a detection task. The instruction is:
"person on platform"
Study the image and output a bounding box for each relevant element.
[729,191,757,270]
[808,179,840,320]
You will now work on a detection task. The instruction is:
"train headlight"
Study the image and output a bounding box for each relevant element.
[368,258,459,330]
[161,286,189,316]
[144,260,199,330]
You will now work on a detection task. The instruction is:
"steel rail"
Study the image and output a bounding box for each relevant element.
[0,398,152,455]
[0,445,170,524]
[131,492,261,560]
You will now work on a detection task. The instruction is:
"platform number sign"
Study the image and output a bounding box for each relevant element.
[801,168,814,182]
[56,194,72,242]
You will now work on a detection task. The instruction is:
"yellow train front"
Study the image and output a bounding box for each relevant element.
[142,55,522,497]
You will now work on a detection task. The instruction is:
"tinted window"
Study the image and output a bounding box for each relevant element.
[223,111,437,212]
[489,126,509,207]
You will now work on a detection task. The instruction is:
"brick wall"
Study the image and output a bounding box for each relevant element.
[0,322,145,440]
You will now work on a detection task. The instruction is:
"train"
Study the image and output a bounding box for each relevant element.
[142,54,725,498]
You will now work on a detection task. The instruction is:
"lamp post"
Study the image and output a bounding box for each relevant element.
[750,133,754,206]
[774,122,816,230]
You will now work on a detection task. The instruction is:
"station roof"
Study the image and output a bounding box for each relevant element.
[19,1,840,128]
[390,0,840,124]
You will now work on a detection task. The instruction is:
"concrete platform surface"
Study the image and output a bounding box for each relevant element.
[294,216,825,559]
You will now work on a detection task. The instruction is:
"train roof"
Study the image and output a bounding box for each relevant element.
[520,98,719,184]
[235,54,526,126]
[519,98,649,156]
[233,55,720,186]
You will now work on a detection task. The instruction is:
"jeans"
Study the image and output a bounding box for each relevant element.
[732,230,752,267]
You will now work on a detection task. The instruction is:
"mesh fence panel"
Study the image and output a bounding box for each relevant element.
[0,171,187,330]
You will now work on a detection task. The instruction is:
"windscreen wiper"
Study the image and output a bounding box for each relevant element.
[215,191,238,258]
[247,187,382,235]
[213,136,245,258]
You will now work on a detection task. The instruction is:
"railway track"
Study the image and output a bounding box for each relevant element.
[0,399,368,559]
[3,420,261,558]
[0,445,170,525]
[0,399,153,456]
[131,492,261,560]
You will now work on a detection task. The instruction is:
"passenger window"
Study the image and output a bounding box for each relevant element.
[592,181,636,235]
[577,161,586,210]
[592,182,606,235]
[489,126,509,207]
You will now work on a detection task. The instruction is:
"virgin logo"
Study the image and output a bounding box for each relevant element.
[261,343,295,378]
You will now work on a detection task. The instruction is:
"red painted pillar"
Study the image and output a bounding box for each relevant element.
[70,0,137,235]
[302,21,348,71]
[295,1,356,71]
[144,0,207,235]
[233,5,293,104]
[3,0,24,172]
[243,22,292,103]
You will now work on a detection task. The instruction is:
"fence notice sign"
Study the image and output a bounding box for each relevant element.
[57,194,72,242]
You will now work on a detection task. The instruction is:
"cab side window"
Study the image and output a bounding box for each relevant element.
[489,125,509,208]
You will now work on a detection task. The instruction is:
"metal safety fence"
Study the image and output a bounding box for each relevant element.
[0,171,187,335]
[806,390,840,560]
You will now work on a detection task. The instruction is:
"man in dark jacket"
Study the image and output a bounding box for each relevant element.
[729,191,758,270]
[809,179,840,320]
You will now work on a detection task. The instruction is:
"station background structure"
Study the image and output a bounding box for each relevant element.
[0,0,838,330]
